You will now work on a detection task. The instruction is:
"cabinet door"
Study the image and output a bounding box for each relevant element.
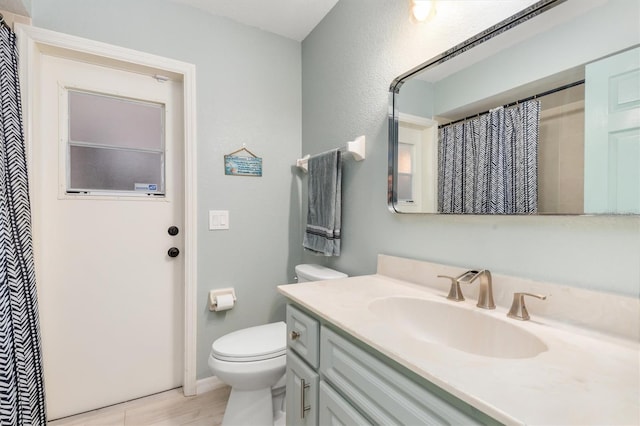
[321,327,486,425]
[287,304,320,368]
[286,351,319,426]
[319,381,372,426]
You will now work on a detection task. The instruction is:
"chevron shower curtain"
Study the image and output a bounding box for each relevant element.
[438,100,540,214]
[0,21,47,425]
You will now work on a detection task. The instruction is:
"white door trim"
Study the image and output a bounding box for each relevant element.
[16,24,199,396]
[398,113,439,213]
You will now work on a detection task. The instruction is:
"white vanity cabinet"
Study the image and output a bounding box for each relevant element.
[285,304,495,426]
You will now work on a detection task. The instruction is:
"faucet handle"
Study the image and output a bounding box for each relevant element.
[437,275,465,302]
[507,292,547,321]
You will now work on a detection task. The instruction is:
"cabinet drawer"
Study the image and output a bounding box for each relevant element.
[320,327,484,425]
[319,380,372,426]
[286,351,319,426]
[286,304,320,368]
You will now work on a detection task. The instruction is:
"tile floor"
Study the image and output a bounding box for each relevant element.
[47,384,231,426]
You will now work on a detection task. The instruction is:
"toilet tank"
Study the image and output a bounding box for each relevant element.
[295,264,347,283]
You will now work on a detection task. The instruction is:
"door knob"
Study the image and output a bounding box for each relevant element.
[167,247,180,258]
[168,226,179,236]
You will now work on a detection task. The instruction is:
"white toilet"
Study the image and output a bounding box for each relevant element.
[208,264,347,426]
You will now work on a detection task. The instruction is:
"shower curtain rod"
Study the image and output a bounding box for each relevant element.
[437,79,585,129]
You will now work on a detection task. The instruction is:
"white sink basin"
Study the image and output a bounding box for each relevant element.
[369,296,547,359]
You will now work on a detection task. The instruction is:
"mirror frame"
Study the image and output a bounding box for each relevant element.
[387,0,596,215]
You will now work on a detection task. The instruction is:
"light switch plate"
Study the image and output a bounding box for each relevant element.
[209,210,229,230]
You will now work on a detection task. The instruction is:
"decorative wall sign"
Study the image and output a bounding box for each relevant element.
[224,147,262,177]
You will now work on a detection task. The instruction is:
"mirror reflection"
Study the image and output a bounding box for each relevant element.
[389,0,639,215]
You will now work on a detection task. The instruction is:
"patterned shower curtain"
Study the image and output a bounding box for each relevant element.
[0,20,47,425]
[438,100,540,214]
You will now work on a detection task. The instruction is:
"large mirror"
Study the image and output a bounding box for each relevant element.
[389,0,639,215]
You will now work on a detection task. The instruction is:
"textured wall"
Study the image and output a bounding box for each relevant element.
[32,0,302,379]
[301,0,640,297]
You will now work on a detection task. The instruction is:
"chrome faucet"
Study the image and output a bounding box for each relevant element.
[457,270,495,309]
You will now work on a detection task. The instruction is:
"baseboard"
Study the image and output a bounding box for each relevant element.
[196,376,226,395]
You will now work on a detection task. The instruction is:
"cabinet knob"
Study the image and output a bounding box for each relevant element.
[290,330,301,340]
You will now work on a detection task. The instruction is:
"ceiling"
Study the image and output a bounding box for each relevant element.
[171,0,340,42]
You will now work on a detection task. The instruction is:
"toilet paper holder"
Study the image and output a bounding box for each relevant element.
[209,288,237,311]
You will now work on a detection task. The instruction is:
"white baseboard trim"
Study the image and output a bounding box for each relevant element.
[196,376,227,395]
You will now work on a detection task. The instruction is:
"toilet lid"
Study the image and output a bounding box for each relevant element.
[211,321,286,362]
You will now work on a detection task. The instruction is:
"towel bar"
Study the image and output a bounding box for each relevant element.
[296,135,365,172]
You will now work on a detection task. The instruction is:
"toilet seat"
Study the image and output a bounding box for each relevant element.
[211,321,286,362]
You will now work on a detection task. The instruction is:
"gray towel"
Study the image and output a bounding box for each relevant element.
[303,149,342,256]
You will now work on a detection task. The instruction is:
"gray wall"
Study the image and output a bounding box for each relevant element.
[301,0,640,297]
[32,0,302,379]
[433,0,640,116]
[397,78,433,117]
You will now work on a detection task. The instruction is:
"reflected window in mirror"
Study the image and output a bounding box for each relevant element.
[397,142,415,204]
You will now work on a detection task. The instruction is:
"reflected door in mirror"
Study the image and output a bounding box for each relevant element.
[584,47,640,214]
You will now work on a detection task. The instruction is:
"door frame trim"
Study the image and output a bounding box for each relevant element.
[16,24,199,396]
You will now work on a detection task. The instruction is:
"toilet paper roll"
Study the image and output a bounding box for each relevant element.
[214,294,235,311]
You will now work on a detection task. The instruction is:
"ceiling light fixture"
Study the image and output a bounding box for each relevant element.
[411,0,435,22]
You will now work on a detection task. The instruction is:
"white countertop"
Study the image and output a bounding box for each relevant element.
[278,273,640,425]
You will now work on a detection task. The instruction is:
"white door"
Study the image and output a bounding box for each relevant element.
[397,125,424,212]
[397,114,439,213]
[584,47,640,213]
[33,53,184,420]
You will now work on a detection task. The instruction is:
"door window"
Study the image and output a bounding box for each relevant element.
[67,90,165,195]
